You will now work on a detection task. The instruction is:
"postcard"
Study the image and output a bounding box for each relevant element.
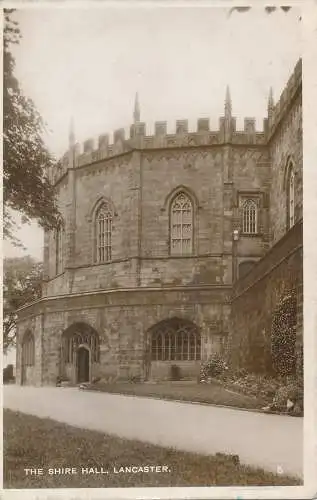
[2,1,316,499]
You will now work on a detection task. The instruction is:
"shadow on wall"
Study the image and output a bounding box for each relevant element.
[238,260,256,279]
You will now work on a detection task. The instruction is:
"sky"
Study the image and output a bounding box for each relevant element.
[4,4,302,262]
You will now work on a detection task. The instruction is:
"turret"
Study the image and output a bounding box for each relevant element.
[133,92,140,123]
[130,92,141,140]
[219,85,235,142]
[225,85,232,119]
[69,116,75,148]
[268,87,274,124]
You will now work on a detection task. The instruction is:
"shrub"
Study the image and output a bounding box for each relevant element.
[221,371,286,402]
[170,364,181,381]
[271,290,297,376]
[200,354,228,381]
[271,376,303,413]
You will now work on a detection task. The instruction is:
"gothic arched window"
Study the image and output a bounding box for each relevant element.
[170,192,193,255]
[95,203,112,263]
[242,199,258,234]
[150,318,201,361]
[22,331,35,366]
[55,220,64,275]
[288,165,295,229]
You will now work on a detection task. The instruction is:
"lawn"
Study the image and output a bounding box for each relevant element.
[3,409,301,488]
[86,380,266,410]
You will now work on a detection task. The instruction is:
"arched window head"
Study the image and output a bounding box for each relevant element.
[22,331,35,367]
[55,220,64,275]
[150,318,201,361]
[288,166,295,228]
[95,203,112,263]
[62,323,100,364]
[242,199,258,234]
[170,192,193,256]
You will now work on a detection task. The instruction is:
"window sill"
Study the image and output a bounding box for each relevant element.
[240,233,263,238]
[151,359,201,362]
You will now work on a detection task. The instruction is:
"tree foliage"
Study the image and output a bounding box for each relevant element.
[3,256,43,353]
[271,290,297,376]
[229,6,292,16]
[3,9,60,243]
[228,6,301,21]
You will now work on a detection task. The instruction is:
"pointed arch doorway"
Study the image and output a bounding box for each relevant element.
[61,322,100,384]
[77,345,90,383]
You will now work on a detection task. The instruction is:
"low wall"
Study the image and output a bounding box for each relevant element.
[150,361,201,381]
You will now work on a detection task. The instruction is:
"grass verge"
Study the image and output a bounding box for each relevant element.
[86,381,265,410]
[3,409,301,488]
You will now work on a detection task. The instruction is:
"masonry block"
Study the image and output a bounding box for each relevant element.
[197,118,210,132]
[176,119,188,134]
[98,134,109,149]
[83,138,94,153]
[155,121,167,136]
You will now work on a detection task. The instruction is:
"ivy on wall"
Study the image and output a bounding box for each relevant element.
[271,289,297,376]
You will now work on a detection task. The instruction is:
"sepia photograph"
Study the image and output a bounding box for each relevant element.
[2,1,310,497]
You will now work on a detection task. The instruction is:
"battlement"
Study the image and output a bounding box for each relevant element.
[267,58,302,138]
[50,116,267,185]
[48,59,302,186]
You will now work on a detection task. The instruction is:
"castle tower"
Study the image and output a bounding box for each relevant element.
[133,92,140,123]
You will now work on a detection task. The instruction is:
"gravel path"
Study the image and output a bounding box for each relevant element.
[4,385,303,478]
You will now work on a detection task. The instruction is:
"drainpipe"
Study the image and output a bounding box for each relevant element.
[232,229,240,283]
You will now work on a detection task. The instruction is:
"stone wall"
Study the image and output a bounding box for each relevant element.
[44,143,270,296]
[230,220,302,373]
[17,287,231,385]
[269,72,302,245]
[15,315,43,386]
[47,177,69,279]
[74,153,140,265]
[150,361,201,381]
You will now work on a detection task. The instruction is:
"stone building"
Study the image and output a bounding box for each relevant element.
[16,60,303,386]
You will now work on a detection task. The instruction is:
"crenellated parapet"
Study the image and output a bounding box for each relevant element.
[47,60,302,186]
[267,58,302,140]
[50,117,267,186]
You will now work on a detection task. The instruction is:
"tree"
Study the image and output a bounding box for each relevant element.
[3,9,60,244]
[3,256,43,353]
